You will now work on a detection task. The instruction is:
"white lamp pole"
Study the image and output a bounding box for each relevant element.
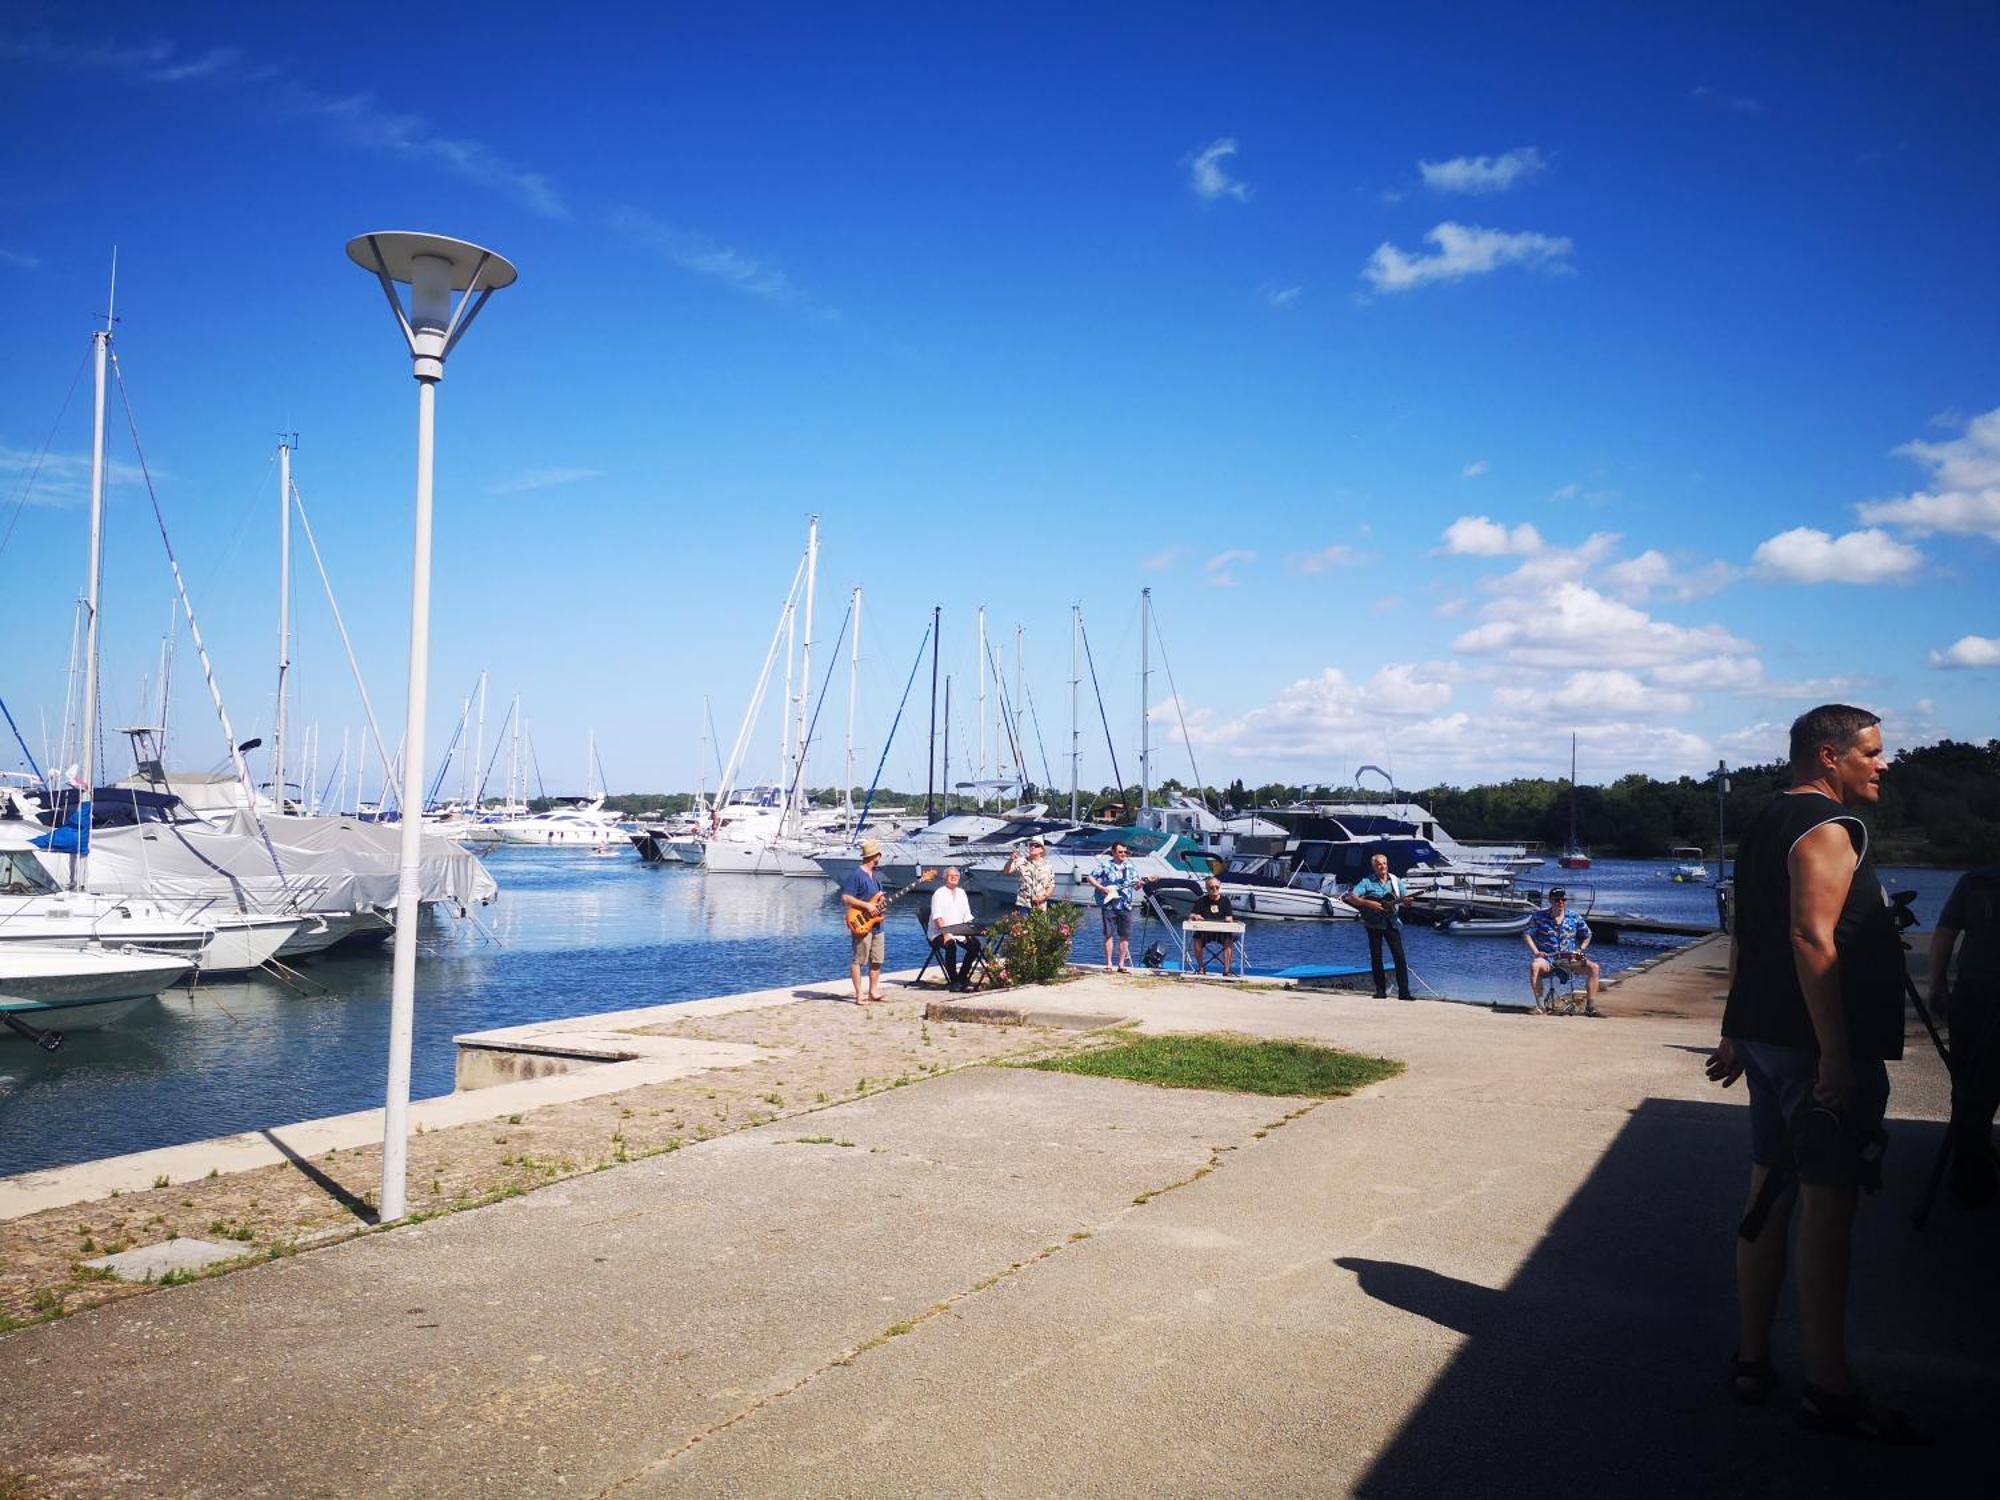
[347,232,516,1224]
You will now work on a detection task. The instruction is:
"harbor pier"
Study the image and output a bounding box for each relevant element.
[0,959,1990,1498]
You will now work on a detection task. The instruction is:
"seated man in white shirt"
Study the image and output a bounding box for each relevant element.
[927,866,983,991]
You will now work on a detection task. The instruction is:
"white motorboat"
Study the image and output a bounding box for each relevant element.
[0,886,214,960]
[194,911,308,973]
[1438,912,1535,936]
[489,796,627,847]
[1,945,195,1032]
[1666,847,1710,883]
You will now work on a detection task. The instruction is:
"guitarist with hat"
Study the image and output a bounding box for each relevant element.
[841,838,892,1005]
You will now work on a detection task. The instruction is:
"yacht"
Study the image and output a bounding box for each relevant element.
[488,796,627,847]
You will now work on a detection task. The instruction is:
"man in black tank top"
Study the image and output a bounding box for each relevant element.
[1706,704,1921,1442]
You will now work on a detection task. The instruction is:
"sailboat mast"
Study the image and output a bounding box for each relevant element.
[1014,624,1024,798]
[976,606,987,807]
[792,515,818,835]
[275,436,293,810]
[470,671,487,811]
[925,604,940,823]
[73,261,115,888]
[1069,603,1080,823]
[1567,733,1580,849]
[844,584,860,826]
[1139,587,1152,812]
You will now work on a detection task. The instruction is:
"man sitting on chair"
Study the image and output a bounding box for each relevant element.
[1186,876,1238,975]
[927,866,982,992]
[1524,888,1599,1013]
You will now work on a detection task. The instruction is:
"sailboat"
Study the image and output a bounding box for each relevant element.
[1557,733,1591,870]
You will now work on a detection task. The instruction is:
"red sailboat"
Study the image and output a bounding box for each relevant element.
[1557,733,1591,870]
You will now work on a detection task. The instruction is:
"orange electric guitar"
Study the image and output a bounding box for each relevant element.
[844,868,941,936]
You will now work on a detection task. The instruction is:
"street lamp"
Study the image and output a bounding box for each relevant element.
[347,232,517,1224]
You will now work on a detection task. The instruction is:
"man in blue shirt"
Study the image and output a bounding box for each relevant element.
[1523,888,1598,1012]
[839,838,889,1004]
[1346,852,1413,1000]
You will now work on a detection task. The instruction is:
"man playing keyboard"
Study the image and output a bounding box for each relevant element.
[927,865,983,992]
[1186,876,1240,976]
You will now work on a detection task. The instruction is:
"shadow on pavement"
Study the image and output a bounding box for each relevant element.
[1342,1097,1999,1499]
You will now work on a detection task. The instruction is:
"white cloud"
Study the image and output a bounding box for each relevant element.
[1752,526,1921,584]
[1176,664,1456,758]
[1651,655,1766,691]
[1930,635,2000,669]
[1362,222,1573,294]
[1490,532,1618,591]
[1293,545,1357,574]
[1691,84,1764,114]
[1461,460,1488,479]
[486,466,604,496]
[283,85,567,218]
[1454,582,1753,670]
[3,31,568,218]
[1856,406,2000,541]
[1601,549,1739,602]
[1204,548,1256,587]
[1495,668,1694,719]
[1261,283,1302,309]
[0,249,40,271]
[1419,147,1547,194]
[150,47,241,83]
[609,206,818,309]
[1140,547,1186,572]
[0,443,150,506]
[1439,515,1544,556]
[1186,139,1251,204]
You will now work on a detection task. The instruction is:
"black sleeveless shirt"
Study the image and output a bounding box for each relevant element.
[1721,790,1906,1059]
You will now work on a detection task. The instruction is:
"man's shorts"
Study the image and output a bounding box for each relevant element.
[850,925,886,967]
[1100,905,1133,941]
[1738,1040,1890,1169]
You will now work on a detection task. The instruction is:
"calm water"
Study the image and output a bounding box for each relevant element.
[0,849,1966,1177]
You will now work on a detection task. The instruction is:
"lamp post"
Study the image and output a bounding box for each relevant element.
[346,232,517,1223]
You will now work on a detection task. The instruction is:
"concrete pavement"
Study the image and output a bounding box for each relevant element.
[1,974,1992,1498]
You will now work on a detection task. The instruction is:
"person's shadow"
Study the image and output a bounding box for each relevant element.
[1338,1097,2000,1499]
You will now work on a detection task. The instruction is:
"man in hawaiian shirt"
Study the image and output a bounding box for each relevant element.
[1523,887,1599,1012]
[1085,840,1150,973]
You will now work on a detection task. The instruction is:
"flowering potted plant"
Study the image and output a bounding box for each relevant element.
[981,901,1080,987]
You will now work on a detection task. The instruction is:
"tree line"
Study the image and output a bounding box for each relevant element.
[598,738,1999,866]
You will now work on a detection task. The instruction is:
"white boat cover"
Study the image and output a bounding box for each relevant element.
[46,811,497,916]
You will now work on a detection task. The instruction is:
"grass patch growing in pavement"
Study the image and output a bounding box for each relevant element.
[1020,1032,1402,1098]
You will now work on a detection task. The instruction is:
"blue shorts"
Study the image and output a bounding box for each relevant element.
[1738,1041,1890,1169]
[1100,905,1133,940]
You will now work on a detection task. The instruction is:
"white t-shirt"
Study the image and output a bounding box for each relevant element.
[929,884,974,936]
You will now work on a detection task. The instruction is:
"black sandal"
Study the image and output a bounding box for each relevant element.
[1727,1353,1779,1405]
[1797,1382,1928,1445]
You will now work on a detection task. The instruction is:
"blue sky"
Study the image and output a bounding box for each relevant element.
[3,2,1997,801]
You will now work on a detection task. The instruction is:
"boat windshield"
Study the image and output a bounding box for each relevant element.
[1,849,60,895]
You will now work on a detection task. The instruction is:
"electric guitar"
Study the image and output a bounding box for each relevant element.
[844,868,941,936]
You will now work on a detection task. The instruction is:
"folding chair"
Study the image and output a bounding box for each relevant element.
[911,896,947,986]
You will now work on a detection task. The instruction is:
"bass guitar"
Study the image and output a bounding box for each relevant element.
[845,868,941,936]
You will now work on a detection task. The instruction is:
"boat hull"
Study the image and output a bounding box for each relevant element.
[1,948,195,1030]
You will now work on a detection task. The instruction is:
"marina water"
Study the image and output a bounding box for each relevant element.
[0,849,1965,1178]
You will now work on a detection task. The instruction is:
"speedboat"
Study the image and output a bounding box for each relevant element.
[1,945,195,1032]
[1666,847,1709,883]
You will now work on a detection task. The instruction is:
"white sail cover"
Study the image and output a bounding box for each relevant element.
[46,811,497,916]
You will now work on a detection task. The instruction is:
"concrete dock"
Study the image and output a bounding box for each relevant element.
[1,956,1993,1498]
